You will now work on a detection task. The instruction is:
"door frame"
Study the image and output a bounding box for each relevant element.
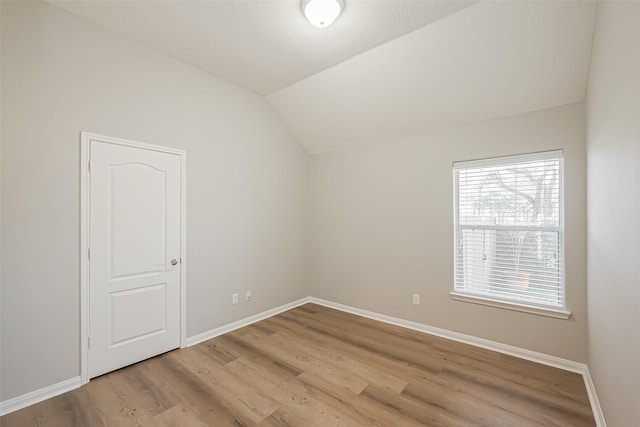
[80,131,187,385]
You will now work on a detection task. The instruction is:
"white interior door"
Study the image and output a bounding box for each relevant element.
[89,138,182,379]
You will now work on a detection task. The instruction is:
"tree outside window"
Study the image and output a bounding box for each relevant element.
[454,152,564,308]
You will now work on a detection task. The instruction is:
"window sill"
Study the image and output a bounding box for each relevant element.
[450,292,571,319]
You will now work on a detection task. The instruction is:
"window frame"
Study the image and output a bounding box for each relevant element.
[451,150,570,319]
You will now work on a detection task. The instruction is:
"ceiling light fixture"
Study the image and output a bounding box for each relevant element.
[301,0,344,28]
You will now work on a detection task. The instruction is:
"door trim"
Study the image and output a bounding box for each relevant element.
[80,132,187,385]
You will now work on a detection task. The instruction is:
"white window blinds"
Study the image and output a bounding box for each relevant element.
[453,151,565,309]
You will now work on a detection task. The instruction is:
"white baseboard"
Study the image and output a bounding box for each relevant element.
[309,297,585,373]
[308,297,606,427]
[0,376,81,416]
[0,296,607,426]
[185,297,311,347]
[582,366,607,427]
[0,298,310,417]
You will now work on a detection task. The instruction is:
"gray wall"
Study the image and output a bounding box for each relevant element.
[6,2,639,422]
[1,1,308,401]
[586,1,640,425]
[310,103,588,362]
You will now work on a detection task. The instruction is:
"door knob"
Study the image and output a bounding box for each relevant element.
[171,259,178,266]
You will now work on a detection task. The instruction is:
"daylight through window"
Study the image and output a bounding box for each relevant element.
[453,151,564,309]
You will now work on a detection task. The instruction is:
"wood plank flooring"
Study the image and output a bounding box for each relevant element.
[1,304,595,426]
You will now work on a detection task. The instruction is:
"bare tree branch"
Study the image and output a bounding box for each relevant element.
[489,171,541,219]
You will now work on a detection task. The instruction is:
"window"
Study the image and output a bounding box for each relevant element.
[452,151,568,318]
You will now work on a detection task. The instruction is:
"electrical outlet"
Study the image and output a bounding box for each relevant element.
[412,293,420,305]
[232,293,239,305]
[246,290,252,301]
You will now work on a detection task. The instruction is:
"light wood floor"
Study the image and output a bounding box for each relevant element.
[1,304,595,426]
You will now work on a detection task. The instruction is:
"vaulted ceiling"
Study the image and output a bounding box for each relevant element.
[47,0,597,154]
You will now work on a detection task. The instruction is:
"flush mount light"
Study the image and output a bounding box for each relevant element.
[301,0,344,28]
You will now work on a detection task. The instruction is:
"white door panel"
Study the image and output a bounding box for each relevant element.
[110,163,167,278]
[110,283,167,345]
[89,140,181,379]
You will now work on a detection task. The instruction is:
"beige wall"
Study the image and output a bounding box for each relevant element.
[310,102,587,362]
[586,2,640,425]
[0,1,308,401]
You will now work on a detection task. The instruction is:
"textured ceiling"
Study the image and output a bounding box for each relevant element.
[46,0,597,154]
[46,0,476,96]
[268,0,597,153]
